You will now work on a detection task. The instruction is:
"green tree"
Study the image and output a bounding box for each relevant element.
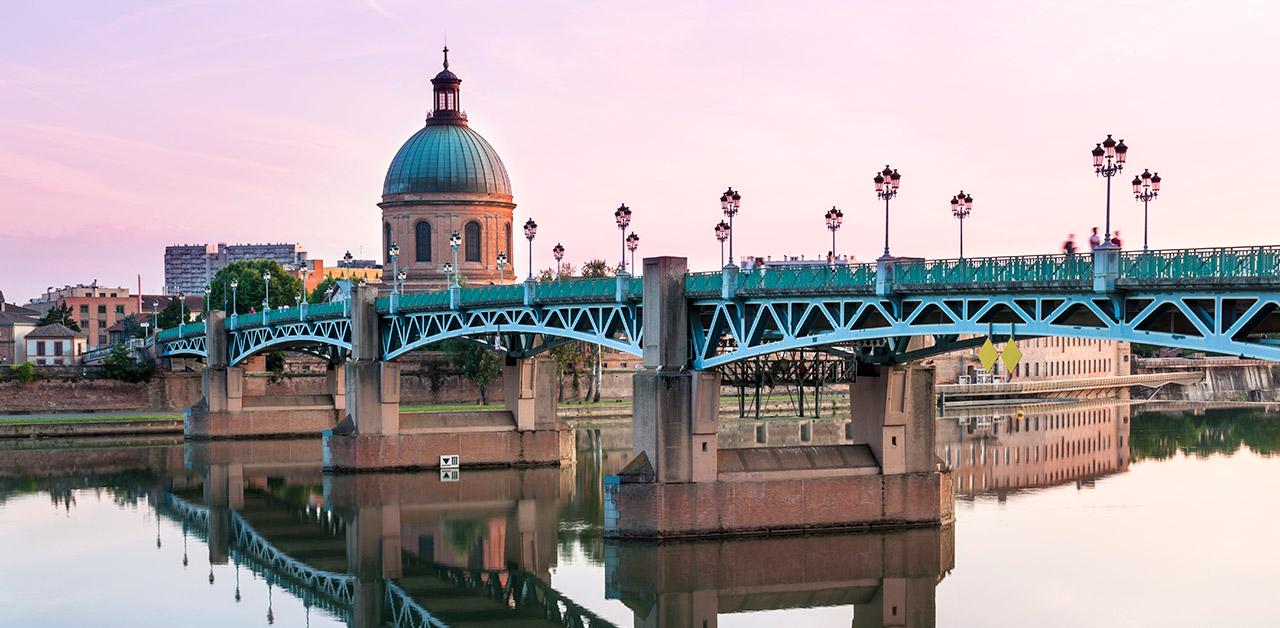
[155,297,187,330]
[36,304,80,331]
[101,344,153,382]
[120,314,145,340]
[207,260,306,316]
[444,340,502,405]
[580,259,613,279]
[549,342,584,402]
[308,276,338,304]
[14,361,40,383]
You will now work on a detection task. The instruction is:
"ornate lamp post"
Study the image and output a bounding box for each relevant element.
[614,204,632,273]
[1132,169,1161,251]
[715,220,730,268]
[442,261,453,287]
[449,230,462,288]
[523,219,538,280]
[720,188,741,266]
[294,291,301,307]
[229,278,238,317]
[388,243,400,294]
[497,252,508,280]
[203,286,211,314]
[151,299,159,335]
[949,191,973,259]
[873,165,901,259]
[626,233,640,272]
[262,268,271,310]
[552,244,565,279]
[397,269,407,292]
[824,206,843,261]
[342,250,353,268]
[1090,134,1128,247]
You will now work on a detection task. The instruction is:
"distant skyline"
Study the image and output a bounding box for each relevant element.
[3,0,1277,302]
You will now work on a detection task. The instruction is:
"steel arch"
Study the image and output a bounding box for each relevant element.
[229,318,352,365]
[382,303,642,361]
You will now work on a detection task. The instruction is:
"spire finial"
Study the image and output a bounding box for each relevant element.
[442,46,449,70]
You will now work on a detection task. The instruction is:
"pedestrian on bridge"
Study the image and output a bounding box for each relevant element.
[1063,235,1077,256]
[1112,231,1123,248]
[1089,227,1101,250]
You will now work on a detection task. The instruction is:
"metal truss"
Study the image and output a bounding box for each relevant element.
[159,334,207,359]
[229,318,352,366]
[690,290,1280,369]
[382,303,642,361]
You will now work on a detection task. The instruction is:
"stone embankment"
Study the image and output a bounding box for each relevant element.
[1134,358,1280,402]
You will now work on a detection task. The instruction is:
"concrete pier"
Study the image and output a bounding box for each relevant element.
[322,285,574,472]
[185,311,341,439]
[605,256,953,538]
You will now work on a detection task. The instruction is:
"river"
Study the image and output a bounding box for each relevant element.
[1,400,1278,627]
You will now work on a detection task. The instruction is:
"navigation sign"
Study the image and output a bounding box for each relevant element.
[440,454,460,468]
[440,469,459,482]
[1001,339,1022,375]
[977,337,999,372]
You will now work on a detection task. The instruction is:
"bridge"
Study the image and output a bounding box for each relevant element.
[154,246,1280,537]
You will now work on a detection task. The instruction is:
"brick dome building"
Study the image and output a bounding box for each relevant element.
[379,48,516,290]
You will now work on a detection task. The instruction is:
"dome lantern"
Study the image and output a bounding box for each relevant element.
[429,46,464,124]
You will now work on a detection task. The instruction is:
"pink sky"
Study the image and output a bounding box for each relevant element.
[2,0,1277,303]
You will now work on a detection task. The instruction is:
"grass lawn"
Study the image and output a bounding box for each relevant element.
[0,415,180,425]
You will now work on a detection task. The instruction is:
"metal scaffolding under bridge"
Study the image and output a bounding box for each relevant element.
[716,348,861,419]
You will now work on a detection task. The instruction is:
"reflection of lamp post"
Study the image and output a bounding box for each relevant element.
[1090,134,1128,247]
[626,233,640,273]
[553,244,564,279]
[614,204,632,273]
[523,219,538,280]
[715,220,730,268]
[949,191,973,259]
[1132,169,1161,251]
[449,230,462,288]
[873,165,901,259]
[720,188,741,265]
[824,206,844,261]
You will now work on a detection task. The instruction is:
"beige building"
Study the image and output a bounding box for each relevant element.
[926,335,1131,384]
[25,283,138,349]
[24,324,87,366]
[0,309,39,365]
[378,48,517,290]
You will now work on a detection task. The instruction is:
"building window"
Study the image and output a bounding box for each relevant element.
[109,293,116,298]
[53,359,63,365]
[36,341,45,356]
[98,334,107,346]
[53,343,62,356]
[384,222,391,263]
[36,359,45,366]
[97,305,106,314]
[80,305,88,314]
[80,319,90,330]
[464,221,481,262]
[115,305,125,314]
[505,223,512,257]
[415,221,432,262]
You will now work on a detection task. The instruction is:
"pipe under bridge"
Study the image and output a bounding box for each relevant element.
[159,246,1280,369]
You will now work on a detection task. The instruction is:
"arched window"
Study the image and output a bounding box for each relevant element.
[384,222,391,263]
[465,221,481,262]
[505,223,512,257]
[415,221,432,262]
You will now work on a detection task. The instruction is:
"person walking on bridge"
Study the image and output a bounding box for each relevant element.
[1088,227,1101,250]
[1063,235,1077,257]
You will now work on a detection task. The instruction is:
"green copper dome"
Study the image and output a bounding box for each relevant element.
[382,124,512,197]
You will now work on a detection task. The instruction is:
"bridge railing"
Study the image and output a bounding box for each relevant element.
[685,271,722,294]
[896,253,1091,284]
[157,321,207,343]
[460,283,523,304]
[535,276,617,300]
[1120,246,1280,279]
[742,262,877,291]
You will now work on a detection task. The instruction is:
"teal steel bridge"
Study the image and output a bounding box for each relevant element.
[158,246,1280,368]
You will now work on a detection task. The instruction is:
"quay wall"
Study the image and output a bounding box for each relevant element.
[1138,361,1280,402]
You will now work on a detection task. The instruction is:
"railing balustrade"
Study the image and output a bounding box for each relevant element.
[895,254,1091,284]
[1120,246,1280,279]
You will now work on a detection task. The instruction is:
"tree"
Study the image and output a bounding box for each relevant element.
[102,344,153,382]
[207,260,306,315]
[549,342,584,402]
[36,304,80,331]
[444,340,502,405]
[580,259,613,279]
[578,259,613,402]
[155,297,195,330]
[120,314,145,340]
[308,276,338,304]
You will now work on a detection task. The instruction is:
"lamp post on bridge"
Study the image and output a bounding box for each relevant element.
[397,269,407,292]
[1132,169,1161,252]
[553,244,564,279]
[949,191,973,259]
[388,243,400,294]
[715,220,730,268]
[151,299,158,337]
[720,188,741,266]
[497,252,508,280]
[203,286,211,319]
[614,204,632,274]
[449,230,462,288]
[626,233,639,273]
[442,261,454,286]
[873,165,901,259]
[262,270,270,324]
[1091,134,1128,247]
[824,206,843,261]
[229,278,238,318]
[523,218,537,281]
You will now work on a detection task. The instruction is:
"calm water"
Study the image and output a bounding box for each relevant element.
[2,401,1280,627]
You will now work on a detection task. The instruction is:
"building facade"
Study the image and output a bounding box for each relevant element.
[25,284,139,349]
[926,336,1132,384]
[379,48,517,290]
[24,324,87,366]
[0,311,38,365]
[164,242,309,294]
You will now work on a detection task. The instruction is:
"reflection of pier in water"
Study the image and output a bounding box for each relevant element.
[606,525,954,627]
[935,399,1132,496]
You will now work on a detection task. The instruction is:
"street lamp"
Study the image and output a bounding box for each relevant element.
[294,292,301,307]
[1091,134,1128,247]
[388,243,400,294]
[873,165,901,259]
[715,220,730,268]
[552,244,564,280]
[523,218,537,280]
[614,204,632,273]
[720,188,741,266]
[442,261,454,286]
[1132,169,1161,252]
[626,233,640,273]
[497,252,508,280]
[342,250,353,268]
[949,191,973,259]
[449,230,462,288]
[824,206,844,261]
[229,278,238,316]
[397,269,407,292]
[261,270,270,324]
[203,286,211,316]
[151,299,159,335]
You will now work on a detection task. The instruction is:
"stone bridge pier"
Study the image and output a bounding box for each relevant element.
[606,256,954,538]
[186,311,342,439]
[323,284,574,472]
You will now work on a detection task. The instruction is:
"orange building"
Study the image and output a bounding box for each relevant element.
[26,283,139,349]
[287,259,383,293]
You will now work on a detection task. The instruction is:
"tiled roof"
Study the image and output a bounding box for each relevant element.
[0,312,37,326]
[27,323,86,338]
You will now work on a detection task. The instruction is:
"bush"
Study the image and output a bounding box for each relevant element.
[14,362,39,383]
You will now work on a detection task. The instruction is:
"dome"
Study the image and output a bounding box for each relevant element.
[382,124,512,196]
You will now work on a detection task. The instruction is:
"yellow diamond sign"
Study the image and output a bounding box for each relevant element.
[1002,339,1022,375]
[977,337,998,371]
